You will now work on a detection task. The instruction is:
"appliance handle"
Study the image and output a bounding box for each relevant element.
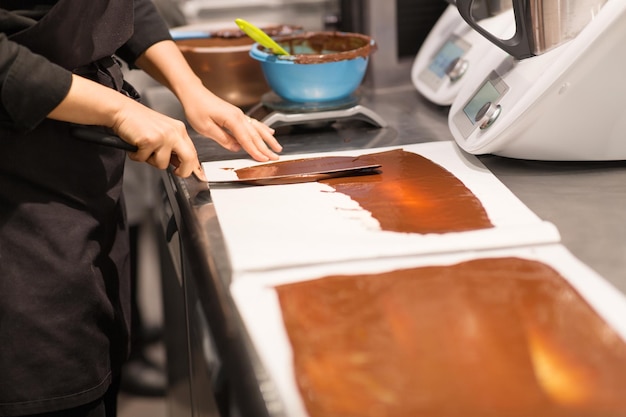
[455,0,535,60]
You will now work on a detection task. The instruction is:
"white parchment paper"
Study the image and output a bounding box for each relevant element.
[202,141,560,274]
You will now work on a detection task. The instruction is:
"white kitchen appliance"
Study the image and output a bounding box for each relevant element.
[448,0,626,160]
[411,1,513,106]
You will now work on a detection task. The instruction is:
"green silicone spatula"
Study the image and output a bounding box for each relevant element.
[235,18,290,56]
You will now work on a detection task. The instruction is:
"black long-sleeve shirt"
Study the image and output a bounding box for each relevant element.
[0,0,171,131]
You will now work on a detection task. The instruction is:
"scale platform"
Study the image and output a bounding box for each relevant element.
[247,92,388,129]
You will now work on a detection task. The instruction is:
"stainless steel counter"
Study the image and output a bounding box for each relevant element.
[148,85,626,417]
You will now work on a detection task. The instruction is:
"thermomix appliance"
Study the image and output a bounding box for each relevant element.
[412,0,513,105]
[448,0,626,160]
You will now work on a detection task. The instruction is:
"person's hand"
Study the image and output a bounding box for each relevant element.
[181,89,283,162]
[133,40,282,163]
[111,99,202,179]
[47,73,204,179]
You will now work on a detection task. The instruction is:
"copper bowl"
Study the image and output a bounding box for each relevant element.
[174,24,301,108]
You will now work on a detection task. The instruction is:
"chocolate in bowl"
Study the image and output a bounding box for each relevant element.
[249,31,377,103]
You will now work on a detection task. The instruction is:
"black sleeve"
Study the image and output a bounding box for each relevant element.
[115,0,172,68]
[0,32,72,131]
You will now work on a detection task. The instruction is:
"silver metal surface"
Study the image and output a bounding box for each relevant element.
[208,164,381,185]
[446,57,470,82]
[249,103,388,129]
[529,0,607,54]
[470,0,608,55]
[476,102,501,129]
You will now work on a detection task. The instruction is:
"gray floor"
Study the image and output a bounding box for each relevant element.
[118,214,168,417]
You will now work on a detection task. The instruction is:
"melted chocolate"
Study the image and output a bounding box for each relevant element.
[261,31,376,64]
[275,257,626,417]
[236,149,493,234]
[322,149,493,233]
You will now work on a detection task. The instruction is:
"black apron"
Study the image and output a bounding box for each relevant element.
[0,0,135,415]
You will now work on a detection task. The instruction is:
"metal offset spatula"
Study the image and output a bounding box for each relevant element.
[208,164,381,186]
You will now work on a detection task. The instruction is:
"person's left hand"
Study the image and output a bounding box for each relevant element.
[181,89,282,162]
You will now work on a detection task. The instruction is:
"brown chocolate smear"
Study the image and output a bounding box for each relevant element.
[265,31,376,64]
[275,257,626,417]
[237,149,492,234]
[320,149,493,233]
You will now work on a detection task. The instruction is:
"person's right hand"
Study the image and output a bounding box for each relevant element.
[111,98,202,179]
[48,74,204,180]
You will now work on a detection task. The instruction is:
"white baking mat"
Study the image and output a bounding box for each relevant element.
[230,244,626,417]
[202,141,560,273]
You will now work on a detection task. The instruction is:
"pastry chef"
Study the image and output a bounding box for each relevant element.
[0,0,282,416]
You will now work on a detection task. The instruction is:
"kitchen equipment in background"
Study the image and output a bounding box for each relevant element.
[180,0,337,31]
[449,0,626,160]
[172,22,300,108]
[249,31,375,103]
[246,31,386,129]
[246,91,388,129]
[411,1,514,105]
[338,0,448,91]
[457,0,607,59]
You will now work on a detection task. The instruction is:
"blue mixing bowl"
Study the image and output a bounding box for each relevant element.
[249,32,376,103]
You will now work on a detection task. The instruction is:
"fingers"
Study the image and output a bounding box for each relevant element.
[171,150,198,179]
[111,100,204,180]
[182,92,283,162]
[221,114,283,162]
[249,116,283,153]
[125,126,199,179]
[192,163,208,182]
[207,128,243,153]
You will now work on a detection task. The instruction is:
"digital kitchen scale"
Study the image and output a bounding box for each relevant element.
[449,0,626,160]
[246,92,388,129]
[411,4,514,106]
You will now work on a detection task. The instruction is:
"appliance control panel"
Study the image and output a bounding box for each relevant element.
[452,71,509,139]
[412,6,515,106]
[417,35,472,92]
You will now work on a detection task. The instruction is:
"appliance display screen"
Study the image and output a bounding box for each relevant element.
[463,80,501,125]
[428,40,466,79]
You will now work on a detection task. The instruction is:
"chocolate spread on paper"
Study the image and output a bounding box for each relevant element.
[275,257,626,417]
[236,149,493,234]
